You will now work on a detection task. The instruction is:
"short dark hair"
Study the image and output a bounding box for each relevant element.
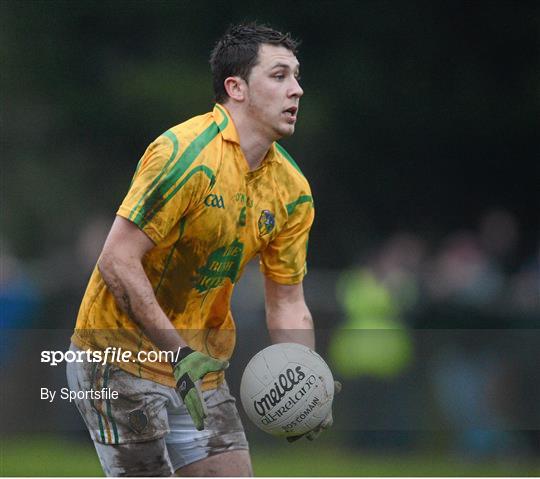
[210,22,299,103]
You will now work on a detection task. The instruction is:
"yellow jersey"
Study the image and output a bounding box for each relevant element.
[72,104,314,388]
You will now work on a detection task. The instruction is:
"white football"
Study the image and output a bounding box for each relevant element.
[240,343,334,437]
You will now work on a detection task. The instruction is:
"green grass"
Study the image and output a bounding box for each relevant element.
[1,436,539,476]
[252,443,540,476]
[1,437,103,476]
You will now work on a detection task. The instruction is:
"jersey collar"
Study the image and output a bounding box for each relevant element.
[214,104,240,144]
[213,103,282,165]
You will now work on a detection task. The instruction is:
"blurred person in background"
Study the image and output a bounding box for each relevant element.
[423,211,539,457]
[423,230,504,311]
[330,232,425,380]
[0,239,41,360]
[66,22,338,476]
[478,209,520,274]
[329,233,425,448]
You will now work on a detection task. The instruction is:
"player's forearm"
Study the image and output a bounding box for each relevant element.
[266,304,315,350]
[97,252,187,353]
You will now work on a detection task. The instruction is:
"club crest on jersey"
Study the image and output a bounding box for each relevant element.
[258,210,275,236]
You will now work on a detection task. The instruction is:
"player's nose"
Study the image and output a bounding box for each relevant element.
[289,77,303,98]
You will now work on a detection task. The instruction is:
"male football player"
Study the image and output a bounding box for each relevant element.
[68,22,336,476]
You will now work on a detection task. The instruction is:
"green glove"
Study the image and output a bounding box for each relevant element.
[172,347,229,430]
[287,380,342,443]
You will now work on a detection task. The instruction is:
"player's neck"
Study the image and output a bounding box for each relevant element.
[225,104,273,171]
[239,134,272,171]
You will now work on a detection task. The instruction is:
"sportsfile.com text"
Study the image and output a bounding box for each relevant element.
[41,347,182,366]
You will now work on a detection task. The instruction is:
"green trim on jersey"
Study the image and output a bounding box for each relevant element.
[103,364,119,445]
[275,142,304,177]
[129,130,180,221]
[95,410,106,443]
[214,103,229,128]
[90,363,106,443]
[286,195,313,215]
[133,113,227,227]
[139,165,215,228]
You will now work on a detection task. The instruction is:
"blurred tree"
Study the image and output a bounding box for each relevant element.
[1,0,538,267]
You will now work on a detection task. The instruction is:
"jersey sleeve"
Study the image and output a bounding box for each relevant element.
[117,130,213,244]
[259,197,315,284]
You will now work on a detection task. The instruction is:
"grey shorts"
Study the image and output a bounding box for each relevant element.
[66,344,248,476]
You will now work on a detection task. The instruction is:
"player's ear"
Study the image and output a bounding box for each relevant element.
[223,76,246,102]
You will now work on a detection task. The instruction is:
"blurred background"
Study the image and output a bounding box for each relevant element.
[1,0,539,475]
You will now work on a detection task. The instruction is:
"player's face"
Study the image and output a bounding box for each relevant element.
[245,44,303,141]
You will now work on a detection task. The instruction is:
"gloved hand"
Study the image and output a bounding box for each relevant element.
[172,347,229,430]
[286,380,342,443]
